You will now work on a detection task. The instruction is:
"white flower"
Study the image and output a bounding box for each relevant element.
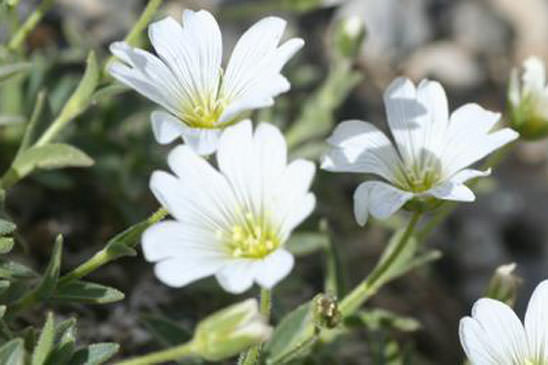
[321,77,519,226]
[508,56,548,140]
[459,280,548,365]
[141,120,316,294]
[109,9,304,155]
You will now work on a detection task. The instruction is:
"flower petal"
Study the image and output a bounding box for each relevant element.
[148,11,222,110]
[383,77,429,166]
[322,120,403,183]
[153,255,226,288]
[219,17,303,122]
[449,168,491,184]
[460,298,528,364]
[253,249,294,289]
[108,42,183,115]
[215,260,256,294]
[522,56,546,93]
[524,280,548,363]
[353,181,414,226]
[415,79,449,159]
[427,181,475,202]
[150,111,186,144]
[179,125,222,156]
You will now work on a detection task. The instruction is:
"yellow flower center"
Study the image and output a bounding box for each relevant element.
[180,97,227,129]
[223,212,280,259]
[393,151,443,193]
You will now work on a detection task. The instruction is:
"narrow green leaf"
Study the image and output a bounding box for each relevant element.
[285,232,328,256]
[0,115,25,126]
[34,235,63,300]
[53,281,124,304]
[264,302,316,364]
[0,260,37,279]
[140,314,191,348]
[57,51,99,123]
[32,312,56,365]
[2,144,94,188]
[0,305,6,319]
[0,280,10,296]
[68,343,119,365]
[91,84,129,104]
[0,62,32,84]
[0,219,16,236]
[346,309,421,333]
[17,91,53,155]
[0,238,14,254]
[45,318,77,365]
[0,338,24,365]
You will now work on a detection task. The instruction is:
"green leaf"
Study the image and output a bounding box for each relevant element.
[0,62,32,84]
[0,338,24,365]
[264,302,316,364]
[2,144,93,188]
[285,232,328,256]
[33,235,63,301]
[140,314,191,348]
[0,115,25,126]
[91,84,129,104]
[0,305,6,319]
[0,280,10,296]
[0,259,37,279]
[56,51,99,124]
[53,281,124,304]
[46,318,77,365]
[32,312,56,365]
[17,91,53,155]
[0,238,14,254]
[346,309,421,333]
[0,219,16,236]
[68,343,119,365]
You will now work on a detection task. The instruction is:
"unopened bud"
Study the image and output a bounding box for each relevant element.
[333,16,366,59]
[508,57,548,140]
[485,263,521,306]
[313,293,341,329]
[192,299,272,361]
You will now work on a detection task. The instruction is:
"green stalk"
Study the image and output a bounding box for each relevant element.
[7,0,56,52]
[116,342,195,365]
[58,207,167,285]
[338,212,422,316]
[240,288,272,365]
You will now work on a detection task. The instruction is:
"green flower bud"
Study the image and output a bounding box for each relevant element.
[485,263,522,307]
[332,16,366,59]
[192,299,272,361]
[313,293,341,329]
[508,57,548,140]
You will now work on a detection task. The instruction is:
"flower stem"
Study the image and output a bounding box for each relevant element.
[58,207,167,285]
[7,0,56,52]
[338,211,422,316]
[240,288,272,365]
[115,342,195,365]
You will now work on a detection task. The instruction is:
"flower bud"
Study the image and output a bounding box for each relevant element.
[313,293,341,329]
[508,57,548,140]
[485,263,522,306]
[332,16,366,59]
[192,299,272,361]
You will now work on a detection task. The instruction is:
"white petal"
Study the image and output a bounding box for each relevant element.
[148,12,222,109]
[353,181,414,226]
[108,42,183,116]
[153,256,225,288]
[522,56,546,93]
[449,103,502,134]
[383,77,428,166]
[150,111,186,144]
[150,148,237,232]
[460,298,528,364]
[415,79,449,158]
[322,120,403,183]
[215,260,255,294]
[179,125,222,156]
[427,181,475,202]
[273,160,316,237]
[253,249,294,289]
[141,220,224,262]
[219,17,303,122]
[449,168,491,184]
[525,280,548,363]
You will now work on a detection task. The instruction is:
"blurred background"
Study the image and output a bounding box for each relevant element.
[2,0,548,363]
